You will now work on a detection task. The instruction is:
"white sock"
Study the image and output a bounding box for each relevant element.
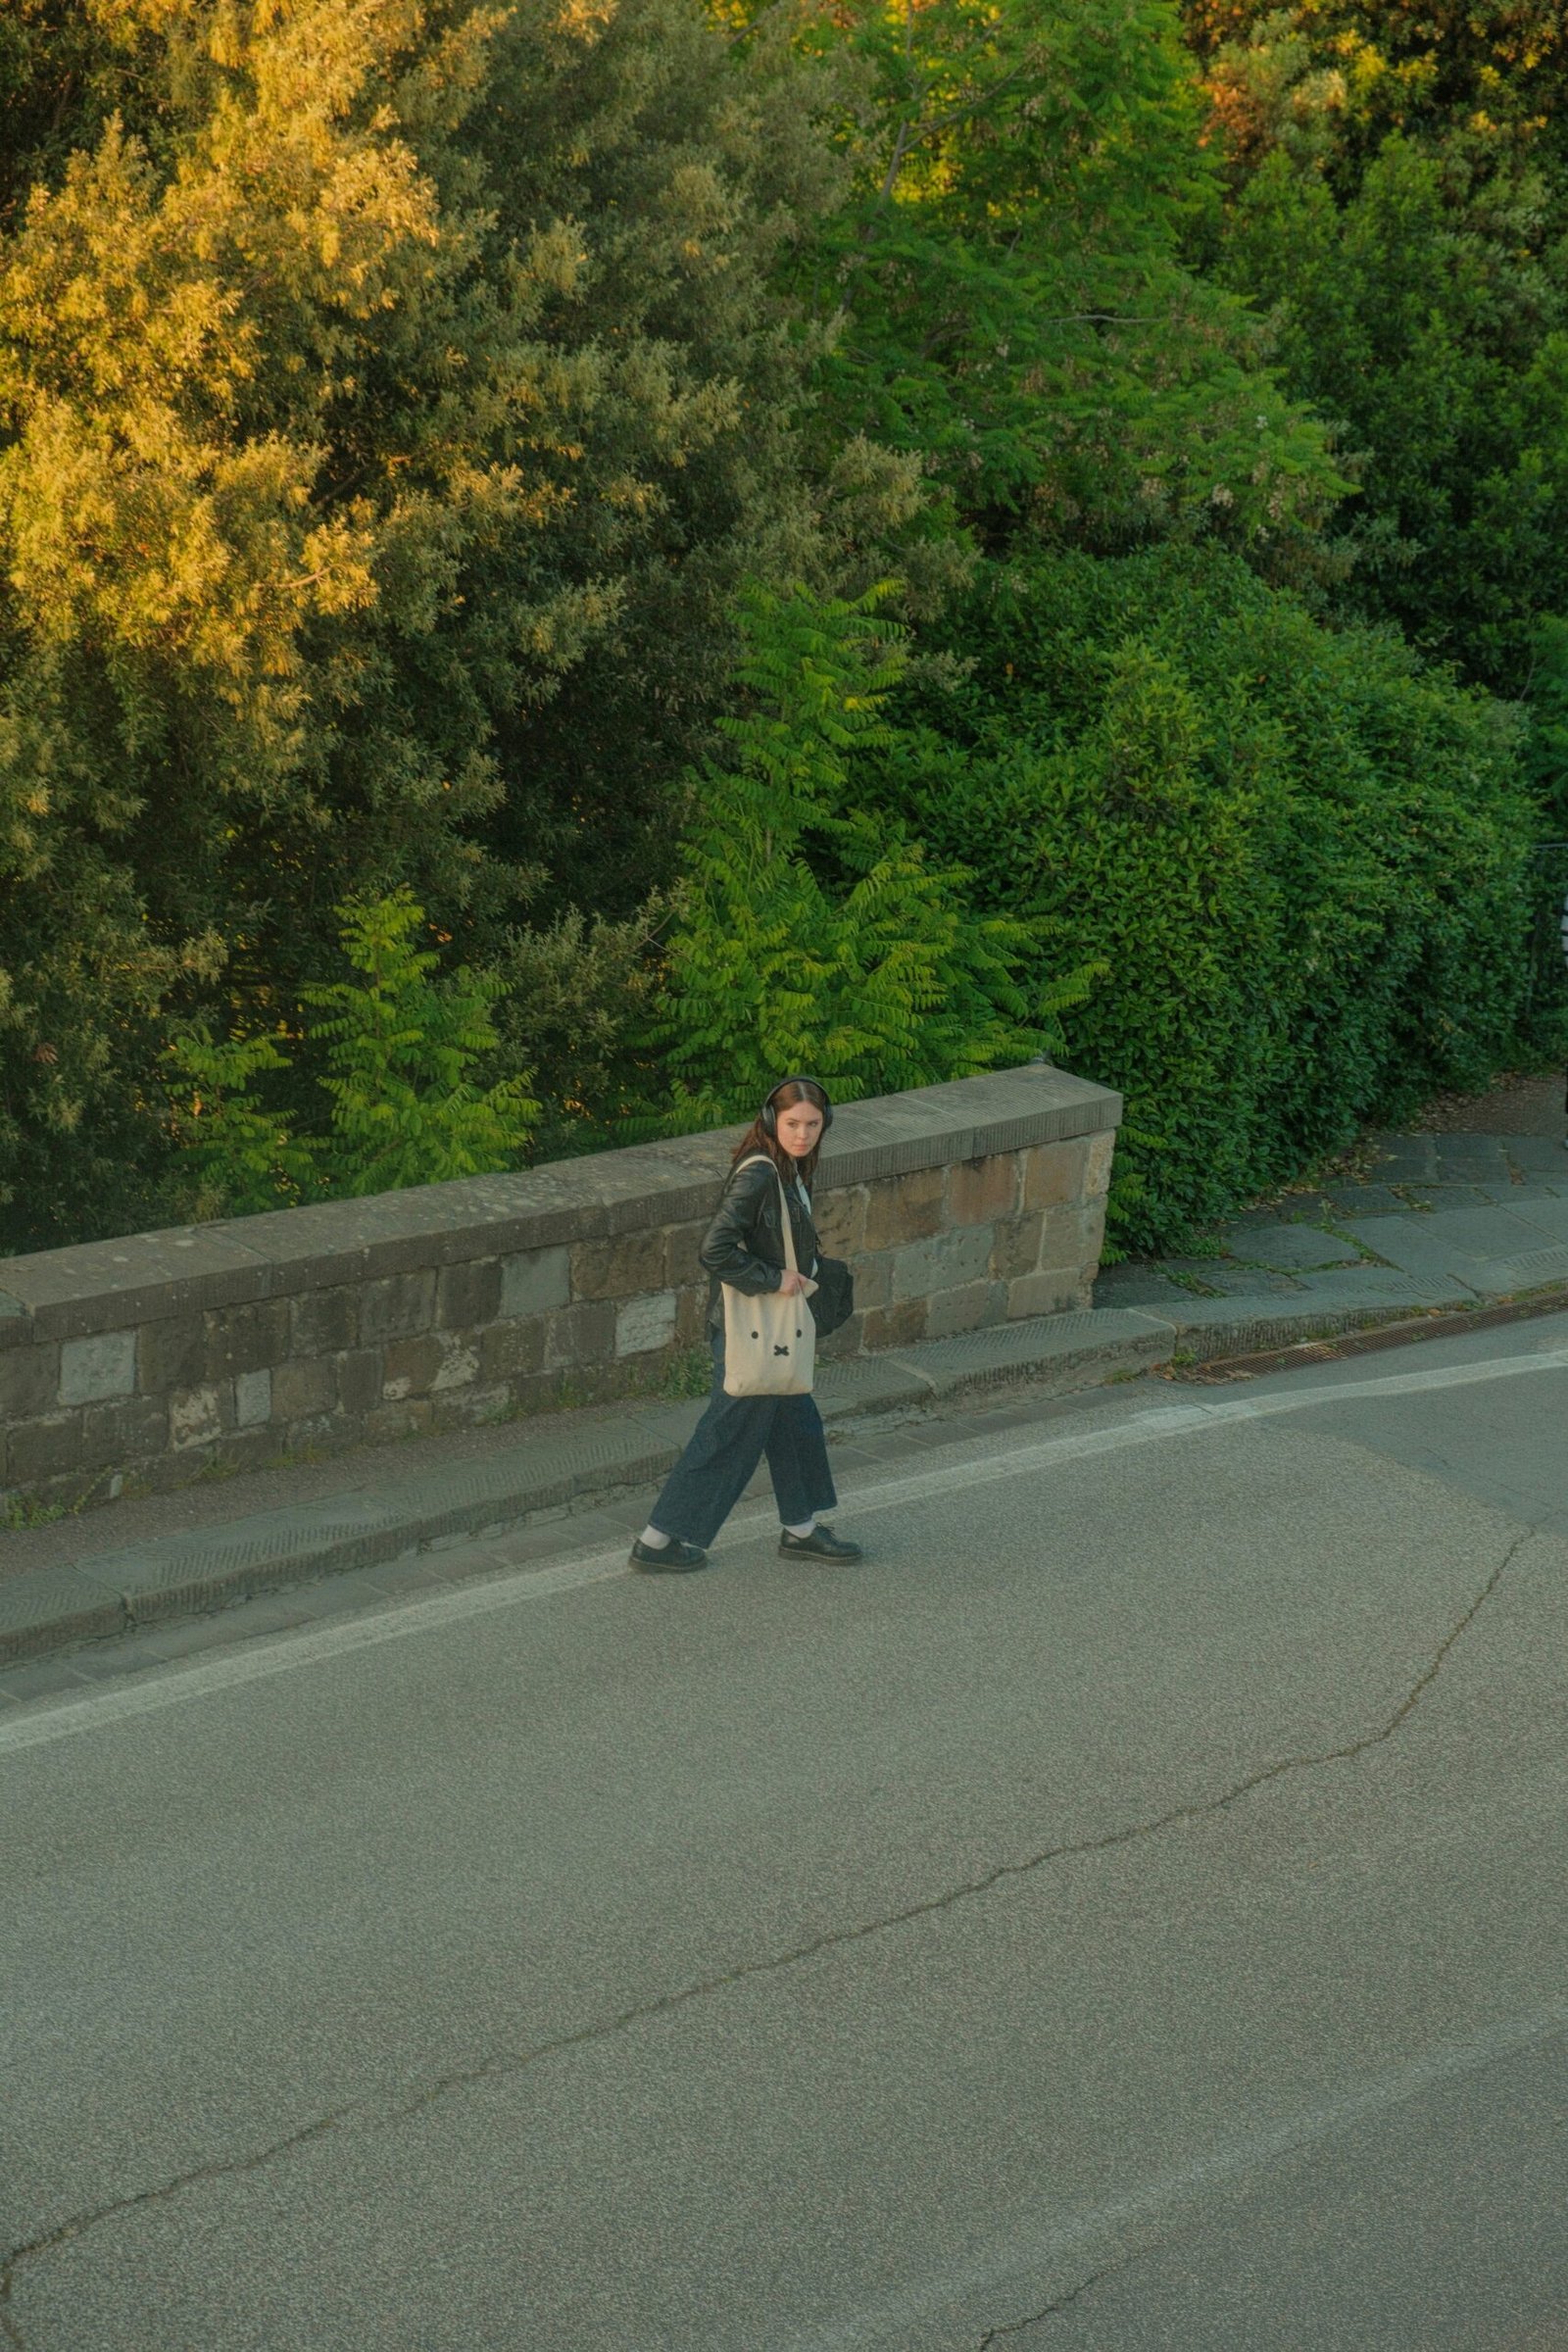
[783,1517,816,1539]
[638,1523,671,1548]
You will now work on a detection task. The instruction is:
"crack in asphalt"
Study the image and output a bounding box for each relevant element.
[975,2251,1137,2344]
[960,1532,1532,2349]
[0,1530,1531,2348]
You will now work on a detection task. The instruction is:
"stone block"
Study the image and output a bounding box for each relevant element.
[0,1343,59,1421]
[429,1333,480,1392]
[233,1368,272,1428]
[213,1427,280,1477]
[662,1220,710,1288]
[674,1286,710,1348]
[282,1412,339,1454]
[271,1357,336,1421]
[861,1299,929,1351]
[478,1319,547,1384]
[1039,1199,1106,1275]
[381,1334,442,1401]
[437,1257,502,1332]
[204,1298,290,1380]
[947,1154,1020,1226]
[7,1412,84,1483]
[989,1211,1047,1282]
[290,1287,358,1356]
[362,1397,435,1446]
[853,1252,894,1310]
[543,1300,616,1370]
[1006,1269,1082,1320]
[512,1367,570,1417]
[571,1228,666,1301]
[169,1385,227,1450]
[381,1331,478,1400]
[79,1396,168,1471]
[1084,1128,1116,1197]
[812,1185,867,1257]
[817,1314,863,1360]
[863,1165,947,1250]
[59,1328,136,1405]
[925,1280,1005,1339]
[136,1313,204,1396]
[431,1384,512,1432]
[360,1268,437,1346]
[890,1225,994,1302]
[1022,1137,1091,1213]
[615,1291,678,1357]
[500,1247,570,1320]
[335,1348,384,1416]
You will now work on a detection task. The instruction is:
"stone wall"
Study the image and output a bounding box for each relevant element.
[0,1063,1119,1517]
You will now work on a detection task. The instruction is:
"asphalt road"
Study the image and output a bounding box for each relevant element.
[5,1311,1568,2351]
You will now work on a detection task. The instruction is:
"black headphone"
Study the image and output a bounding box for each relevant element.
[760,1076,834,1139]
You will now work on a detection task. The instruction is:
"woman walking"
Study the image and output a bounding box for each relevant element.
[630,1077,862,1572]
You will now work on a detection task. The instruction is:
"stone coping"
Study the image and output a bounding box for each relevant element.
[0,1064,1120,1345]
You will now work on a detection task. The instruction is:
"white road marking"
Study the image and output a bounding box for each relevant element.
[3,1343,1566,1760]
[790,2000,1568,2348]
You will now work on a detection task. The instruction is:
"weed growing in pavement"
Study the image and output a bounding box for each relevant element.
[1,1493,71,1531]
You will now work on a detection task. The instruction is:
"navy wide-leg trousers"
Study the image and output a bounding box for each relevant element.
[647,1329,838,1549]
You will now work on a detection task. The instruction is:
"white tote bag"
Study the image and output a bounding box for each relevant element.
[721,1155,818,1398]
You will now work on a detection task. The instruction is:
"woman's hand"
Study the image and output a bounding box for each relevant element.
[776,1268,808,1297]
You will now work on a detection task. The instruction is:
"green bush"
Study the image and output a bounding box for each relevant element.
[167,892,538,1216]
[640,582,1096,1130]
[870,545,1538,1250]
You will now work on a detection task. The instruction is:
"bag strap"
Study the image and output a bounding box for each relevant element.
[735,1153,799,1276]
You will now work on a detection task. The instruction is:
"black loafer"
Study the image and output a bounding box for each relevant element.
[778,1524,862,1562]
[630,1536,710,1573]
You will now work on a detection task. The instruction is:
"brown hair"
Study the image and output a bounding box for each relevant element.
[729,1079,829,1188]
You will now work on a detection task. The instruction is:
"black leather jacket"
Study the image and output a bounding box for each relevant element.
[699,1154,818,1333]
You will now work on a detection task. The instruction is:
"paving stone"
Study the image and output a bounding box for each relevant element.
[1433,1151,1515,1188]
[0,1656,94,1701]
[1321,1185,1407,1218]
[1395,1184,1508,1213]
[1338,1206,1552,1291]
[1501,1195,1568,1241]
[1293,1267,1472,1306]
[1221,1222,1365,1272]
[1367,1137,1441,1181]
[1448,1243,1568,1298]
[1504,1137,1568,1174]
[1092,1268,1196,1311]
[1193,1267,1309,1298]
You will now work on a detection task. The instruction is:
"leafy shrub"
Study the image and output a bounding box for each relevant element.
[168,893,537,1216]
[641,582,1096,1130]
[870,545,1538,1250]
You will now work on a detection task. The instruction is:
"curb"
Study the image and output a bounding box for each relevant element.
[1149,1274,1568,1369]
[0,1306,1174,1668]
[1168,1279,1568,1383]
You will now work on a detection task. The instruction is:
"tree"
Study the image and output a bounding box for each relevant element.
[755,0,1348,574]
[1184,0,1568,691]
[0,0,858,1248]
[1213,134,1568,690]
[166,889,538,1214]
[644,581,1085,1126]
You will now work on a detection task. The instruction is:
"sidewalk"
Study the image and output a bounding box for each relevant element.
[4,1092,1564,1670]
[1097,1120,1568,1354]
